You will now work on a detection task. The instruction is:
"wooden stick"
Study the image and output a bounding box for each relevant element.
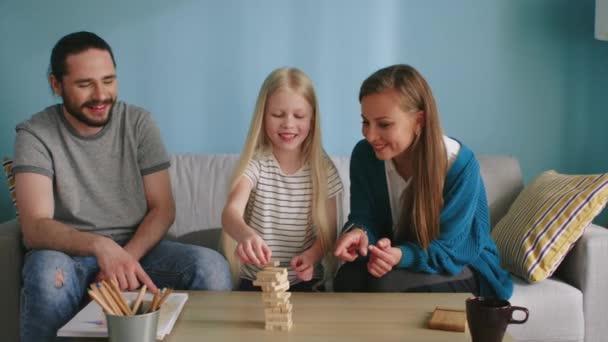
[110,278,120,289]
[148,289,161,313]
[89,285,113,314]
[102,280,131,315]
[97,282,123,316]
[109,278,132,314]
[154,288,173,311]
[131,285,147,315]
[267,259,281,267]
[88,289,116,315]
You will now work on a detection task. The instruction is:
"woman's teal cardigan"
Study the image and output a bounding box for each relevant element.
[345,139,513,299]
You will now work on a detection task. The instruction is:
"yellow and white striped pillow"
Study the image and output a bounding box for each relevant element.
[491,170,608,283]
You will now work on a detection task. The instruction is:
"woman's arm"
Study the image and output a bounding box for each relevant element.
[396,153,487,274]
[342,140,390,243]
[335,141,387,261]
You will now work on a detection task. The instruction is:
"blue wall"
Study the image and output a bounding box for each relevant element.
[1,0,607,223]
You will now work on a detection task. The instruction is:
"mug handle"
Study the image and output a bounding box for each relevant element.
[509,306,529,324]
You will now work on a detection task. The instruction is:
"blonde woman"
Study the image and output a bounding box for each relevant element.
[222,67,343,291]
[334,64,513,299]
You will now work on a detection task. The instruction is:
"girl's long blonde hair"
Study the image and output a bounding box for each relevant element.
[359,64,447,249]
[222,67,336,282]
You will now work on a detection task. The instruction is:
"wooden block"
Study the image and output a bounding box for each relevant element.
[253,275,287,284]
[265,312,292,322]
[261,267,286,273]
[428,307,466,332]
[255,273,280,281]
[267,259,281,267]
[254,279,289,291]
[264,301,292,310]
[264,303,293,313]
[255,271,288,282]
[255,270,282,278]
[264,303,292,315]
[256,275,287,284]
[280,303,293,313]
[267,320,293,327]
[253,279,276,286]
[263,281,290,292]
[265,320,293,331]
[262,293,291,304]
[262,291,290,300]
[263,292,291,300]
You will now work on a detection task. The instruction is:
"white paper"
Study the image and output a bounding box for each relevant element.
[57,291,188,340]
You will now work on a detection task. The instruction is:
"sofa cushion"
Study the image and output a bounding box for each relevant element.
[492,170,608,282]
[2,157,18,217]
[509,276,584,342]
[175,227,222,251]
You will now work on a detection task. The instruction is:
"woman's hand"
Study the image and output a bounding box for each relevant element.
[367,238,402,278]
[236,233,271,266]
[334,228,369,262]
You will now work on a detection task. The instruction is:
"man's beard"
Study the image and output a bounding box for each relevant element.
[63,94,115,128]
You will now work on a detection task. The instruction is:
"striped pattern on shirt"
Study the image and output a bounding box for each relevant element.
[240,154,343,284]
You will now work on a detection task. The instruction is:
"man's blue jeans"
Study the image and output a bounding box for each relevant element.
[20,239,232,342]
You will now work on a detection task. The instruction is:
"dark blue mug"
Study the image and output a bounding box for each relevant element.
[466,296,529,342]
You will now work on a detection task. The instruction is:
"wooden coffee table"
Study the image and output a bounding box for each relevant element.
[160,291,513,342]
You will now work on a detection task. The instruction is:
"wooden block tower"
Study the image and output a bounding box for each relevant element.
[253,260,293,331]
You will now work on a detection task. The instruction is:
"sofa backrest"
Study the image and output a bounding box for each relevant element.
[167,153,522,237]
[478,155,523,228]
[167,154,350,238]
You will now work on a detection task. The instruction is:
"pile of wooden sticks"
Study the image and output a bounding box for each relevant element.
[87,280,173,316]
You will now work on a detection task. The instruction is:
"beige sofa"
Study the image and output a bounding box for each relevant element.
[1,153,606,341]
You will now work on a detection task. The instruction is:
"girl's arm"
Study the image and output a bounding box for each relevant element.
[293,196,339,280]
[222,176,270,265]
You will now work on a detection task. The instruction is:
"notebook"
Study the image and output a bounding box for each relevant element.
[428,306,467,332]
[58,291,188,340]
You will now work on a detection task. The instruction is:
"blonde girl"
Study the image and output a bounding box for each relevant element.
[222,67,343,291]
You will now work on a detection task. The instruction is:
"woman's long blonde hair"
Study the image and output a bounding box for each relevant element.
[222,67,336,282]
[359,64,447,249]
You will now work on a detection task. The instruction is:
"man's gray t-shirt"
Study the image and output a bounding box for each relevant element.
[13,101,170,239]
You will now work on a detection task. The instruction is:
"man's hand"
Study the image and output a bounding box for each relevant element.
[236,233,271,266]
[334,228,369,262]
[94,238,158,293]
[366,238,402,278]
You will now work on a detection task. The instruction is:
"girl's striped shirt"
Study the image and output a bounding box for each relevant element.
[241,153,343,284]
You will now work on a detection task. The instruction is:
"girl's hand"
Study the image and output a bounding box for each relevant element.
[334,228,369,262]
[290,252,315,281]
[236,233,271,266]
[366,238,402,278]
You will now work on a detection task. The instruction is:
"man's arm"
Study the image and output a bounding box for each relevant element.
[16,172,108,254]
[123,169,175,261]
[16,171,159,291]
[94,169,173,291]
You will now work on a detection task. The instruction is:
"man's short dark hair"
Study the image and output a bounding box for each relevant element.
[49,31,116,81]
